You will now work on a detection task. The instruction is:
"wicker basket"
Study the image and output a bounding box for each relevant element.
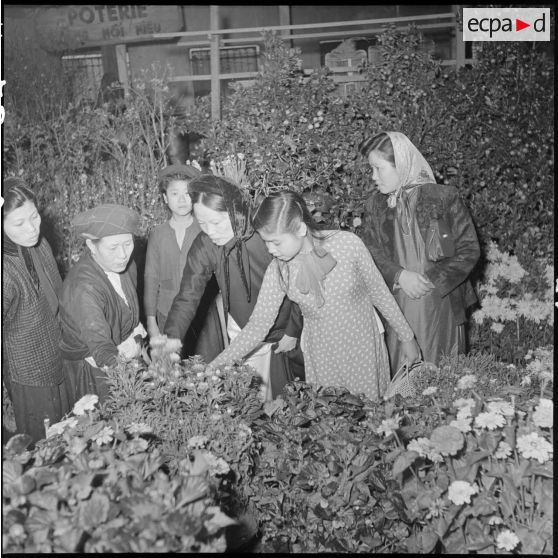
[383,361,424,400]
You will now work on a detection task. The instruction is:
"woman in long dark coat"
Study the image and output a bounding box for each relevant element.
[359,131,480,373]
[2,178,71,442]
[59,204,146,403]
[164,174,304,400]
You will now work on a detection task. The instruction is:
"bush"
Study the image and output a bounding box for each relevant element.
[2,395,235,553]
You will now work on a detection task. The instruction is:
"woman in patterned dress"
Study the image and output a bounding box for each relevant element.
[210,190,420,401]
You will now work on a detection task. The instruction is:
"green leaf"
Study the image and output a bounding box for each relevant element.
[2,460,23,485]
[79,492,110,531]
[27,490,59,511]
[393,450,419,477]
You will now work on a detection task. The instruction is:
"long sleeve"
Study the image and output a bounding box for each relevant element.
[164,233,214,341]
[354,235,414,343]
[362,193,403,289]
[424,187,480,298]
[143,229,161,317]
[211,260,286,367]
[71,285,120,367]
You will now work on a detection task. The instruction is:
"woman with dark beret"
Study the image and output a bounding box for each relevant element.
[59,203,146,403]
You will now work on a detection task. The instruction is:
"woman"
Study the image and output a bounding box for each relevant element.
[2,177,70,443]
[359,131,480,373]
[164,174,304,400]
[59,203,146,403]
[144,164,224,361]
[209,190,419,401]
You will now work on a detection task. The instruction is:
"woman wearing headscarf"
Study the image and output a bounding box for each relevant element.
[164,174,304,400]
[2,177,71,443]
[59,204,146,403]
[359,131,480,373]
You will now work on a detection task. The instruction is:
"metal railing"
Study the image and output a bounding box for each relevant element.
[152,8,470,120]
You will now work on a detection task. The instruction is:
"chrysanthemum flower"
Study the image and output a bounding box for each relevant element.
[496,529,520,551]
[532,398,553,428]
[457,374,477,390]
[407,437,432,458]
[93,426,114,446]
[46,417,78,438]
[450,416,472,433]
[375,415,401,437]
[494,441,512,459]
[516,432,553,463]
[72,394,99,415]
[487,515,503,525]
[430,425,464,456]
[486,399,515,417]
[422,386,438,396]
[474,411,506,430]
[447,480,479,505]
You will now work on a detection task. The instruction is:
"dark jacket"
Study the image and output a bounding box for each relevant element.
[59,252,140,368]
[362,183,479,324]
[2,237,63,386]
[165,231,303,345]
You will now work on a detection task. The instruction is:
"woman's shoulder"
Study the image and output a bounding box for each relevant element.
[419,182,459,200]
[321,230,362,249]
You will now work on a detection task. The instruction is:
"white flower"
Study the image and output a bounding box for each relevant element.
[450,416,472,433]
[494,441,512,459]
[516,432,553,463]
[407,437,432,458]
[475,411,506,430]
[93,426,114,446]
[496,529,520,551]
[486,400,515,417]
[488,515,503,525]
[203,451,230,475]
[453,398,476,410]
[447,480,479,505]
[72,394,99,415]
[126,422,152,435]
[46,417,78,438]
[490,322,505,333]
[520,376,532,386]
[422,386,438,396]
[188,435,209,449]
[457,374,477,390]
[375,415,401,437]
[532,398,553,428]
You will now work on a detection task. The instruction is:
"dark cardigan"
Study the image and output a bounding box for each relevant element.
[362,183,480,324]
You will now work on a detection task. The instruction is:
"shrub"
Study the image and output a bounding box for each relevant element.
[2,395,235,553]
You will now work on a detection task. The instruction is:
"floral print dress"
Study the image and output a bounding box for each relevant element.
[212,231,414,401]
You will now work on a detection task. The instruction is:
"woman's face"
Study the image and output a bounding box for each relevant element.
[194,203,234,246]
[258,228,305,262]
[87,233,134,273]
[163,180,193,217]
[3,200,41,247]
[367,150,400,194]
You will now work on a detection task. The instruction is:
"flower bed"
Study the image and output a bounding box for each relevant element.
[3,340,552,554]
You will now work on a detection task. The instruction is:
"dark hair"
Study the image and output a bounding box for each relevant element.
[358,132,395,164]
[253,190,320,237]
[189,189,228,212]
[2,178,37,216]
[158,172,195,196]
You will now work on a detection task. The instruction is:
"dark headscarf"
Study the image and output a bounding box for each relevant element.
[188,174,254,314]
